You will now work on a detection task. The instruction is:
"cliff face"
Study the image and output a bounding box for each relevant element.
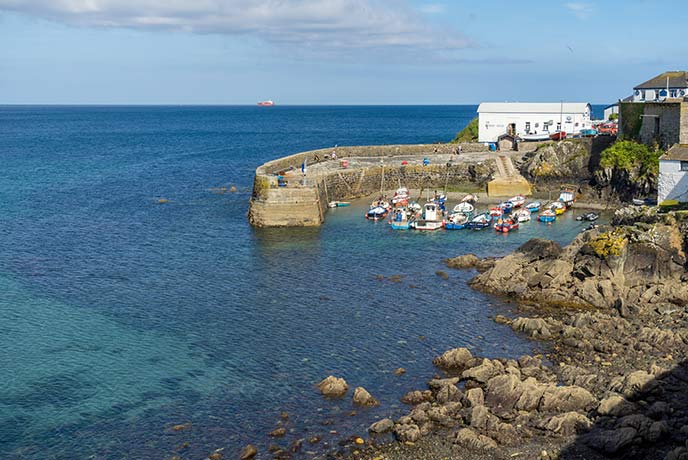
[469,208,688,311]
[516,137,657,202]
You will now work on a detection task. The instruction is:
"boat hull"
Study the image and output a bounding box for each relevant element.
[444,222,466,230]
[539,215,556,222]
[411,220,444,231]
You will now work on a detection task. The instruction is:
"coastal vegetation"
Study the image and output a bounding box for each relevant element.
[451,117,479,143]
[599,140,661,177]
[618,102,645,141]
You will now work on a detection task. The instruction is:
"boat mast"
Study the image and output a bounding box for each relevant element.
[559,100,563,135]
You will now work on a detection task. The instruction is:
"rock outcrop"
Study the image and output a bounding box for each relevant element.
[317,376,349,398]
[469,210,688,311]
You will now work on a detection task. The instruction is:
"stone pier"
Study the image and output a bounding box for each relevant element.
[248,143,536,227]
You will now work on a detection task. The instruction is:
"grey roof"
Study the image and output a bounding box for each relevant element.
[634,71,688,89]
[477,102,591,114]
[661,144,688,161]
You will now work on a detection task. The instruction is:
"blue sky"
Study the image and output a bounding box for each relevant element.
[1,0,686,104]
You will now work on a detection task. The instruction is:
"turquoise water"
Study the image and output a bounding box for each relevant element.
[0,105,605,459]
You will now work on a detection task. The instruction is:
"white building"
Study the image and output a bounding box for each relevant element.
[477,102,593,143]
[632,71,688,102]
[658,144,688,203]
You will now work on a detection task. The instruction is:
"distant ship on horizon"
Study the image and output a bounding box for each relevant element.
[257,100,274,107]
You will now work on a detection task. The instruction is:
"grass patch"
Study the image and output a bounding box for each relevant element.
[451,117,479,143]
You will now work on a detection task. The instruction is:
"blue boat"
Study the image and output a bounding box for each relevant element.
[500,201,514,214]
[538,209,556,223]
[445,212,469,230]
[389,208,410,230]
[580,128,598,137]
[466,212,492,230]
[366,205,388,221]
[525,202,541,213]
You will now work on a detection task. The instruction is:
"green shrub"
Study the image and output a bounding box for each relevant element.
[451,117,479,143]
[600,140,661,176]
[608,113,619,121]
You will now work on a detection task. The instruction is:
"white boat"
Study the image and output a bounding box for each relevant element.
[410,202,444,231]
[392,187,410,205]
[521,133,551,142]
[445,212,469,230]
[461,193,479,203]
[515,209,531,222]
[328,201,350,208]
[452,202,474,215]
[507,195,526,208]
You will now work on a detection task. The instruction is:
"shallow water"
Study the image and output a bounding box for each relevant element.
[0,105,605,459]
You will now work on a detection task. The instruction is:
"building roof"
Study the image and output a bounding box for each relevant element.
[634,71,688,89]
[477,102,591,114]
[661,144,688,161]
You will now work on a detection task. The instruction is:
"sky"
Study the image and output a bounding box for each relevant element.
[0,0,687,104]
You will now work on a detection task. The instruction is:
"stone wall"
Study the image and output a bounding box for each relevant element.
[658,160,688,203]
[620,101,688,148]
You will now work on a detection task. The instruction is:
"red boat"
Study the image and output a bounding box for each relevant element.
[550,131,567,141]
[494,217,519,233]
[257,100,274,107]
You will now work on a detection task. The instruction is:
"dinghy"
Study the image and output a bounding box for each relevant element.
[538,209,556,223]
[466,212,492,230]
[515,209,531,222]
[494,216,519,233]
[328,201,350,208]
[525,202,541,213]
[507,195,526,208]
[445,212,469,230]
[366,205,388,221]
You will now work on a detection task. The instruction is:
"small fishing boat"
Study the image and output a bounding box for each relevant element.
[507,195,526,208]
[538,209,557,223]
[366,205,388,221]
[631,198,645,206]
[466,212,492,230]
[500,201,514,214]
[390,208,410,230]
[580,128,598,137]
[328,201,350,208]
[452,202,474,215]
[550,131,567,141]
[410,202,444,231]
[494,216,519,233]
[461,193,479,204]
[550,201,566,215]
[576,212,599,222]
[515,208,531,222]
[525,202,541,213]
[445,212,469,230]
[408,202,422,214]
[521,132,551,142]
[489,206,503,217]
[433,194,447,212]
[558,185,576,208]
[392,187,410,207]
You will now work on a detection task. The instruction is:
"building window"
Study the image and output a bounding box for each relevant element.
[525,122,531,133]
[641,90,646,100]
[681,161,688,171]
[671,89,678,98]
[556,122,561,131]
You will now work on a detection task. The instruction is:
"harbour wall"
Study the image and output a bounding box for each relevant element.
[249,143,511,227]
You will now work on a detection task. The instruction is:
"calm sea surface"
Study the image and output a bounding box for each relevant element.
[0,105,605,459]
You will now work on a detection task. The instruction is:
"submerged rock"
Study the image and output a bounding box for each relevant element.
[239,444,257,460]
[369,418,394,434]
[353,387,379,406]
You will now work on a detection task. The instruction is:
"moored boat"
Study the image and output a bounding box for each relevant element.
[461,193,479,204]
[328,201,350,208]
[389,208,410,229]
[257,100,274,106]
[507,194,526,208]
[494,216,519,233]
[489,206,503,217]
[445,212,469,230]
[550,131,567,141]
[366,205,388,221]
[452,202,474,215]
[538,209,557,222]
[410,202,444,231]
[466,212,492,230]
[500,201,514,214]
[576,212,599,222]
[392,187,410,207]
[515,208,531,222]
[550,201,566,215]
[525,201,541,213]
[558,185,576,208]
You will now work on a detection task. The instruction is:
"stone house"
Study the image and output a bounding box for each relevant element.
[658,145,688,203]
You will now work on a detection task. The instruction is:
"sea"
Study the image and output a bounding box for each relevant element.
[0,105,606,460]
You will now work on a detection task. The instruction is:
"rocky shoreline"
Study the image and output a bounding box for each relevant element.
[336,206,688,460]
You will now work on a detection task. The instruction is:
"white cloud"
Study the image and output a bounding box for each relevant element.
[0,0,472,57]
[418,3,445,14]
[565,2,594,19]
